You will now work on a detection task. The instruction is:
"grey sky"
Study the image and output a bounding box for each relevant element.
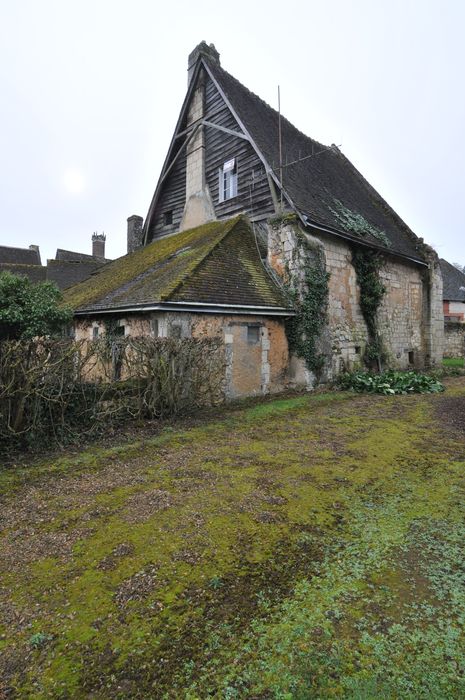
[1,0,463,265]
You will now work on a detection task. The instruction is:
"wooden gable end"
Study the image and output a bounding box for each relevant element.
[145,66,277,244]
[203,74,276,222]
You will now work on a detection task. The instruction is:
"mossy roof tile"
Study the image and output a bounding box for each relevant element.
[64,216,289,313]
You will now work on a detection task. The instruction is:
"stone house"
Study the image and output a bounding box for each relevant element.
[64,41,444,397]
[440,258,465,358]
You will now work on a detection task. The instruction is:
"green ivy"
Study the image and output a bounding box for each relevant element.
[352,248,386,366]
[285,250,330,375]
[330,199,391,248]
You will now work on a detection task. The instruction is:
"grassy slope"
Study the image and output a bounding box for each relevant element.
[1,382,465,698]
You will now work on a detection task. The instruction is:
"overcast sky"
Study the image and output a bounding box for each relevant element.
[1,0,463,265]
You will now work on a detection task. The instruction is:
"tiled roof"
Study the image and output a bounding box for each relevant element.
[205,59,427,262]
[440,259,465,302]
[47,260,105,290]
[64,216,289,313]
[0,245,41,265]
[0,263,46,284]
[55,249,110,263]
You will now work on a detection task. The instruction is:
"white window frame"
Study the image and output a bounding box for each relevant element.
[218,158,238,203]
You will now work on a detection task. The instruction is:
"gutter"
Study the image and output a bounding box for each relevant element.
[73,300,295,318]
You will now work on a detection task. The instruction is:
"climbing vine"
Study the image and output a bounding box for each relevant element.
[352,248,386,367]
[330,199,391,248]
[285,248,330,375]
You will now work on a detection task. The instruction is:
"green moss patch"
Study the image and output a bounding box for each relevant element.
[1,381,465,697]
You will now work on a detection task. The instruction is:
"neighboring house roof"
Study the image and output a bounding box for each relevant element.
[0,245,41,265]
[0,263,47,284]
[55,249,111,263]
[440,259,465,302]
[47,260,105,291]
[64,216,290,315]
[148,54,428,264]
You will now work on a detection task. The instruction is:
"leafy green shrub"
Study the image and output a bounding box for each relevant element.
[338,370,445,395]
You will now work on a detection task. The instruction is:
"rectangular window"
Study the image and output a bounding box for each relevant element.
[164,211,173,226]
[151,318,159,337]
[247,325,260,345]
[114,325,125,337]
[92,326,99,339]
[219,158,237,202]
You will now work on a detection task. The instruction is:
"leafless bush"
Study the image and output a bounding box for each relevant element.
[0,336,225,452]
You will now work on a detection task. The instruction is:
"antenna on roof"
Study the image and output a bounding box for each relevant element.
[278,85,283,211]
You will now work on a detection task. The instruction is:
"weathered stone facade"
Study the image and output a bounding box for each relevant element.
[444,321,465,357]
[267,217,444,379]
[75,312,290,398]
[180,70,215,231]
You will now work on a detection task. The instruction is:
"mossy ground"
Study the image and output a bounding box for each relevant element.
[1,379,465,698]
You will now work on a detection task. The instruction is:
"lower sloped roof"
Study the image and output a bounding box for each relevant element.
[64,216,289,313]
[440,259,465,302]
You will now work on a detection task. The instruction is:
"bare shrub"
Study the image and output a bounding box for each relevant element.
[0,336,225,452]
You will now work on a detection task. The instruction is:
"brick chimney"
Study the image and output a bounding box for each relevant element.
[28,245,41,265]
[187,41,220,86]
[127,215,144,253]
[92,232,106,259]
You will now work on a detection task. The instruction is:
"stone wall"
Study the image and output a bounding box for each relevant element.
[444,322,465,357]
[267,217,444,379]
[74,311,292,398]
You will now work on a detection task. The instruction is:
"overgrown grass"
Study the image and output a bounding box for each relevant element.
[443,357,464,368]
[1,380,465,698]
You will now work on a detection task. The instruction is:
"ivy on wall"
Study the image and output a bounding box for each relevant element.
[285,243,330,375]
[352,248,386,367]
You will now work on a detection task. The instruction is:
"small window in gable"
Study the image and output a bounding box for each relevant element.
[164,211,173,226]
[219,158,238,202]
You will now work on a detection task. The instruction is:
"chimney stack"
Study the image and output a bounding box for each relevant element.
[127,215,144,253]
[92,232,106,259]
[187,41,220,85]
[28,244,41,265]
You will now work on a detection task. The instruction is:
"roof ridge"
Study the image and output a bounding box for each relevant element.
[164,215,243,301]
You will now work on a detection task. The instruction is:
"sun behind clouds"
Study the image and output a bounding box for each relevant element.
[63,168,85,194]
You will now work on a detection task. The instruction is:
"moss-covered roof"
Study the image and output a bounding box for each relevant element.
[64,216,289,313]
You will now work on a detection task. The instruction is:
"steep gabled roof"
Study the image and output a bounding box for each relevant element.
[203,57,427,263]
[0,245,41,265]
[65,216,289,314]
[440,259,465,302]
